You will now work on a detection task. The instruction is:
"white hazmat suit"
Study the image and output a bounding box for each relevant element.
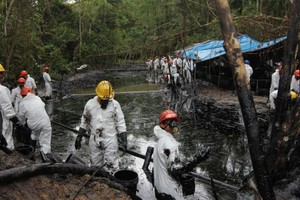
[153,125,183,199]
[11,86,22,114]
[0,84,16,150]
[18,93,52,154]
[43,71,52,98]
[80,96,126,171]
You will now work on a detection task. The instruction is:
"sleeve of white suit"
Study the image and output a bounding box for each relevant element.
[114,100,127,133]
[0,87,16,119]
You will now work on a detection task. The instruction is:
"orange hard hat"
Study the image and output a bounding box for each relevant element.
[17,77,26,83]
[159,110,179,124]
[21,86,32,96]
[294,69,300,77]
[20,70,28,77]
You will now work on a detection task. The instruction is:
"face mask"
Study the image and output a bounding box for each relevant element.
[169,120,179,134]
[100,99,109,109]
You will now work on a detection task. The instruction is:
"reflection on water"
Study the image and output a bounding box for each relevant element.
[51,91,252,199]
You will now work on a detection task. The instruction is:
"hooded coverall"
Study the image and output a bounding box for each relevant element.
[11,86,22,114]
[0,84,16,150]
[80,96,126,171]
[25,75,37,91]
[43,71,52,98]
[269,69,280,95]
[153,125,183,199]
[18,93,52,154]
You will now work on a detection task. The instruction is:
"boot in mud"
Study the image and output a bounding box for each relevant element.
[29,140,37,161]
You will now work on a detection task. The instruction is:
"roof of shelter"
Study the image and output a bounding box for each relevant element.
[182,34,287,61]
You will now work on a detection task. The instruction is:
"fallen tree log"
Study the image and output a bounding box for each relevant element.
[0,163,111,184]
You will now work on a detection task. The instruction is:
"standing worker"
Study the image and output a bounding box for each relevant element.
[244,60,253,85]
[20,70,38,95]
[75,80,127,174]
[269,64,282,95]
[290,69,300,94]
[43,66,52,100]
[0,64,21,150]
[18,86,52,154]
[153,109,209,199]
[11,77,26,115]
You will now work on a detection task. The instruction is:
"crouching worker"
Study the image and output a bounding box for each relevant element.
[75,80,127,174]
[153,110,210,200]
[18,87,52,154]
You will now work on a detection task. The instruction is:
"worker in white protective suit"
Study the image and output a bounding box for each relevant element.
[75,80,127,174]
[290,69,300,94]
[269,64,282,95]
[11,77,26,115]
[244,60,253,85]
[0,64,22,150]
[43,66,52,100]
[153,109,210,199]
[20,70,38,95]
[268,90,297,114]
[18,86,52,154]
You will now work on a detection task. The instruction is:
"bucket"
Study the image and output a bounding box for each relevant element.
[114,170,139,194]
[65,153,86,166]
[180,175,195,196]
[15,145,35,159]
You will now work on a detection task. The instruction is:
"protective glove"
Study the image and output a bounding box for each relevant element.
[10,116,21,126]
[120,132,127,150]
[0,133,8,147]
[75,128,86,150]
[195,147,210,163]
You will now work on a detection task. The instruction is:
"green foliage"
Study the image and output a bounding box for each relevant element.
[0,0,294,86]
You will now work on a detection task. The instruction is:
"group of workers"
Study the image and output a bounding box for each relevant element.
[0,62,209,199]
[146,55,196,86]
[72,80,209,199]
[268,63,299,112]
[0,64,53,154]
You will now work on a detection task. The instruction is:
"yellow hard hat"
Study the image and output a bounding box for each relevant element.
[290,91,298,100]
[95,80,114,100]
[0,64,6,72]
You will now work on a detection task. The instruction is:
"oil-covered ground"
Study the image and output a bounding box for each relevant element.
[0,66,299,200]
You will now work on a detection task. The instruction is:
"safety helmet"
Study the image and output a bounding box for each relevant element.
[290,91,298,100]
[44,66,49,71]
[20,86,32,96]
[20,70,28,77]
[159,110,179,124]
[17,77,26,83]
[95,80,114,100]
[245,60,250,65]
[0,64,5,72]
[294,70,300,77]
[169,60,173,65]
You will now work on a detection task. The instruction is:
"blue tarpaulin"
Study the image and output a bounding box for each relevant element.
[182,34,287,61]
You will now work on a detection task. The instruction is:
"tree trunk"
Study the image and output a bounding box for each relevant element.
[268,0,300,182]
[214,0,275,199]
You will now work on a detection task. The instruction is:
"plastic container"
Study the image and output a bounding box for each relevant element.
[180,175,195,196]
[15,145,35,159]
[114,169,139,194]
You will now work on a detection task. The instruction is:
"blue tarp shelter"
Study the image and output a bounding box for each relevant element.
[182,34,287,61]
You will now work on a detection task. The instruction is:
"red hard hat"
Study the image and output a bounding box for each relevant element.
[294,70,300,77]
[44,66,49,71]
[20,70,28,77]
[21,86,32,96]
[17,77,26,83]
[159,110,179,124]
